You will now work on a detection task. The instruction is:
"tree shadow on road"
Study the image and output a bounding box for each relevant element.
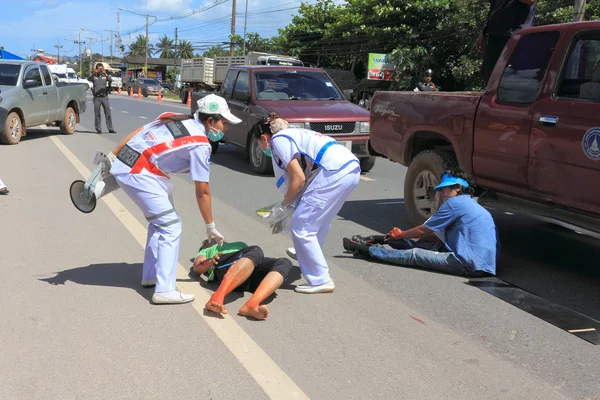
[337,198,411,235]
[39,262,153,303]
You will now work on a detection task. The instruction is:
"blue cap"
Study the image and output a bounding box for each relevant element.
[434,174,469,191]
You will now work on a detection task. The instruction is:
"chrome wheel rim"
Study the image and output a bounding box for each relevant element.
[413,170,441,219]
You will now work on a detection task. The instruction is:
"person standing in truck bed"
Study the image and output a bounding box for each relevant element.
[477,0,537,84]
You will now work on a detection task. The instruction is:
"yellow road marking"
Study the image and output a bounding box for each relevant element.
[360,176,375,182]
[49,135,309,400]
[567,328,597,333]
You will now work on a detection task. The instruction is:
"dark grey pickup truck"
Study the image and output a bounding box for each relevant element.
[0,60,87,144]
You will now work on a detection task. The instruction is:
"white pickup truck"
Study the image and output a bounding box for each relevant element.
[0,60,87,144]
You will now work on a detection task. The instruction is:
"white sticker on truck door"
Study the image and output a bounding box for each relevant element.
[582,127,600,161]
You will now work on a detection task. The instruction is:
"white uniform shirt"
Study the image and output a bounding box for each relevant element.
[270,128,359,190]
[111,118,211,183]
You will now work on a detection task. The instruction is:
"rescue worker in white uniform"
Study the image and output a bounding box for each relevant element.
[256,113,361,294]
[106,94,241,304]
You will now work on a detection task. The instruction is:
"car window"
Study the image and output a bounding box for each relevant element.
[233,71,249,92]
[220,70,237,98]
[253,69,344,100]
[557,34,600,102]
[0,64,21,86]
[497,31,559,104]
[40,65,53,86]
[23,66,43,87]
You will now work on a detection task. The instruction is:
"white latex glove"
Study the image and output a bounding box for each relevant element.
[206,222,224,246]
[107,151,116,164]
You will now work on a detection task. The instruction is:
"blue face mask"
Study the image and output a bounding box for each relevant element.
[262,147,272,158]
[207,128,224,142]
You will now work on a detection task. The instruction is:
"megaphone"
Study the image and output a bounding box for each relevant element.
[70,151,120,213]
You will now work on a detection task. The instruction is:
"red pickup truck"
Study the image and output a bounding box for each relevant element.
[369,21,600,237]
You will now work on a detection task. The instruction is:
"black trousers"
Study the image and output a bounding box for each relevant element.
[213,246,293,292]
[93,96,114,132]
[480,35,510,85]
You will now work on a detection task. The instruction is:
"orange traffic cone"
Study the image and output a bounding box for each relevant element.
[186,89,192,106]
[137,87,142,99]
[117,86,122,95]
[157,90,162,103]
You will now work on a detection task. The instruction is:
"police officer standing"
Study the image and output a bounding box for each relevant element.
[88,63,116,134]
[414,69,437,92]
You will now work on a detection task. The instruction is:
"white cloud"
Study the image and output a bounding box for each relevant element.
[141,0,192,12]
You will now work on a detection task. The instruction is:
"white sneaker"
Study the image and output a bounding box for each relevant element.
[286,247,297,260]
[152,291,195,304]
[141,279,156,288]
[294,280,335,294]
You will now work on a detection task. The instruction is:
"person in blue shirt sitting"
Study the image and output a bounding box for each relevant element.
[343,168,498,277]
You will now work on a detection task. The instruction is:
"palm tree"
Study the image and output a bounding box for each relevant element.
[155,35,174,58]
[177,40,195,59]
[126,34,155,58]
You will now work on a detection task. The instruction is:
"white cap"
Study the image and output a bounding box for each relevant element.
[196,94,242,124]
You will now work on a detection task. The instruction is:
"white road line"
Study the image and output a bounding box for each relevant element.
[139,116,148,119]
[360,176,375,182]
[48,135,308,400]
[121,110,129,114]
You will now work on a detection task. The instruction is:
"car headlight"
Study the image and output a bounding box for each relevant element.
[359,121,370,133]
[288,122,306,129]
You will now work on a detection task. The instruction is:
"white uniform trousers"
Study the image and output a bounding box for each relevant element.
[291,166,360,285]
[115,173,182,293]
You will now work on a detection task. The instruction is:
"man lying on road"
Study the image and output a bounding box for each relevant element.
[343,168,498,278]
[192,240,292,320]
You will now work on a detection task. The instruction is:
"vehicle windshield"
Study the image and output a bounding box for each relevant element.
[106,69,121,78]
[0,64,21,86]
[253,70,343,100]
[68,72,77,79]
[55,73,67,79]
[143,79,160,85]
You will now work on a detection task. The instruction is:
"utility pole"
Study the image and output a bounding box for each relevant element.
[230,0,236,56]
[105,30,115,59]
[74,32,86,76]
[53,40,63,63]
[145,14,149,76]
[88,37,94,73]
[574,0,586,21]
[174,27,179,83]
[243,0,249,55]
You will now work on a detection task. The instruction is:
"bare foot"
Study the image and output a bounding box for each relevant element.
[239,304,269,320]
[205,297,228,315]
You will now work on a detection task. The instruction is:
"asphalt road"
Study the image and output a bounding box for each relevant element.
[1,92,599,399]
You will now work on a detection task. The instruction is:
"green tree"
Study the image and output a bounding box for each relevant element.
[155,35,174,58]
[126,34,155,58]
[177,40,195,59]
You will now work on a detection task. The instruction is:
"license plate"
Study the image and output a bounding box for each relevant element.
[338,140,352,151]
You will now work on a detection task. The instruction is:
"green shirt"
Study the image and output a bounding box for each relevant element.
[196,242,248,281]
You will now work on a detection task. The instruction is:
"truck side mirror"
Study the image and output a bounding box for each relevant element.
[23,79,38,88]
[233,89,250,103]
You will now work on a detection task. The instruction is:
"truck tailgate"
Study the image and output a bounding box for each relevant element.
[370,91,482,167]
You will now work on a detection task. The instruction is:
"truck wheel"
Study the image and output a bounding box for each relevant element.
[60,107,77,135]
[404,150,457,226]
[211,140,219,154]
[249,134,273,174]
[360,156,376,172]
[1,112,24,145]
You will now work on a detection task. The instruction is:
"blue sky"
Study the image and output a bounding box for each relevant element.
[1,0,345,60]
